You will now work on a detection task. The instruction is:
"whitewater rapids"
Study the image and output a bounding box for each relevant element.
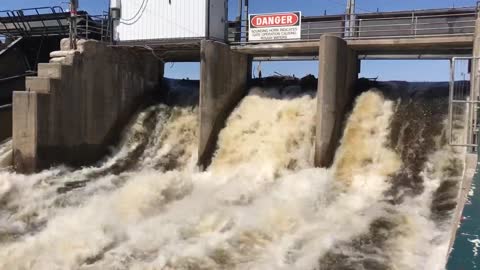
[0,83,466,270]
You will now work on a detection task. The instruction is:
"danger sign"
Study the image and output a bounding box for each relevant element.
[249,12,301,42]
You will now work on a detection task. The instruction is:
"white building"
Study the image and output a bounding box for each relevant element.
[111,0,227,43]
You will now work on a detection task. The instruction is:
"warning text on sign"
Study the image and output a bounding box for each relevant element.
[248,12,302,42]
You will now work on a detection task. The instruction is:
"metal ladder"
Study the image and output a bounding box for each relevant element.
[449,57,480,152]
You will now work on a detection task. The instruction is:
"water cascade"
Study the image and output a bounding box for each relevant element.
[0,81,466,270]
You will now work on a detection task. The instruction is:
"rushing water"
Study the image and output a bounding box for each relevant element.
[0,81,467,270]
[0,138,11,169]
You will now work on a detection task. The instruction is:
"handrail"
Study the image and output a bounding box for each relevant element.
[0,5,477,45]
[0,7,111,42]
[229,8,478,44]
[76,13,112,42]
[0,6,64,14]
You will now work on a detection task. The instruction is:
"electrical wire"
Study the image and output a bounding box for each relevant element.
[120,0,147,21]
[143,45,166,63]
[0,72,36,83]
[121,5,203,37]
[115,0,216,37]
[120,0,149,23]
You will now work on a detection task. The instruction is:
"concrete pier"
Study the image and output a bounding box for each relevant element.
[198,40,249,169]
[13,39,162,173]
[315,35,359,167]
[199,36,360,169]
[6,32,475,177]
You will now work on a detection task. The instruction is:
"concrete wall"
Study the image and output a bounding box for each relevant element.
[315,35,359,167]
[13,39,161,173]
[198,40,249,169]
[447,153,478,255]
[472,17,480,149]
[0,105,12,142]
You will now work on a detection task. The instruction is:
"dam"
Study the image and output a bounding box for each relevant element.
[0,0,479,269]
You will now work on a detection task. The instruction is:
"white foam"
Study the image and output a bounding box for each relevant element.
[0,89,464,270]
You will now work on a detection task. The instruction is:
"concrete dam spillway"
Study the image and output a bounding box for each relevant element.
[0,78,469,269]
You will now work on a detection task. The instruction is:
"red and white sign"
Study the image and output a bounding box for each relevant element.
[249,12,301,42]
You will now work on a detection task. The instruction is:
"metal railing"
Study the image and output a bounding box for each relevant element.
[352,11,476,39]
[76,13,112,43]
[2,6,476,46]
[0,6,69,38]
[0,7,112,43]
[449,57,479,151]
[228,8,478,44]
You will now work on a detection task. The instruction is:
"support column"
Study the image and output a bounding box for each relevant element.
[315,35,359,167]
[12,92,39,173]
[472,16,480,97]
[468,16,480,148]
[199,40,249,169]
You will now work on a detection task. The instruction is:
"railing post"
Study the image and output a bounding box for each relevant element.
[414,17,418,36]
[69,0,78,49]
[449,58,455,145]
[471,56,479,150]
[352,17,358,38]
[357,18,362,38]
[244,0,249,43]
[101,16,105,41]
[471,6,480,149]
[477,1,480,18]
[343,15,348,38]
[307,21,310,39]
[411,12,415,36]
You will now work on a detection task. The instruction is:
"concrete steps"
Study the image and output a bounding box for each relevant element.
[37,63,63,79]
[48,49,78,64]
[31,62,72,95]
[13,38,162,173]
[25,76,60,94]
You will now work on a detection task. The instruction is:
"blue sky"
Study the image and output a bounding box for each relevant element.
[3,0,475,18]
[1,0,476,81]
